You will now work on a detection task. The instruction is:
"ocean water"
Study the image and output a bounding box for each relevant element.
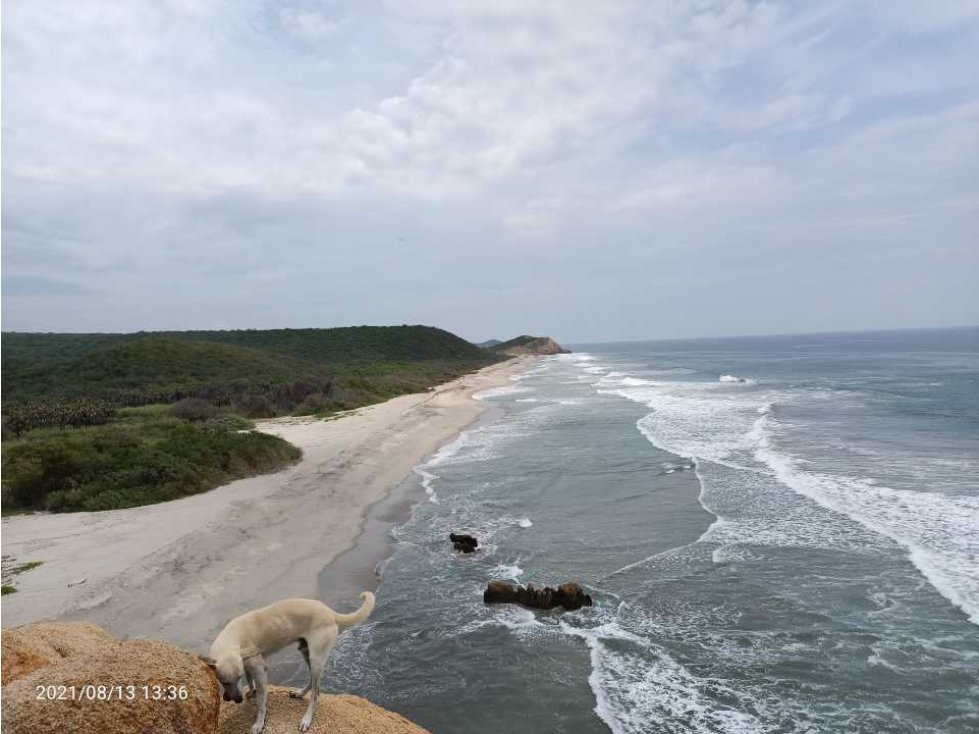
[323,328,979,733]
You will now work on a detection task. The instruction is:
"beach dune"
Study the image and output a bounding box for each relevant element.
[1,358,529,651]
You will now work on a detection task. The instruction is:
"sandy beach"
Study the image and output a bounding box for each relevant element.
[1,357,530,652]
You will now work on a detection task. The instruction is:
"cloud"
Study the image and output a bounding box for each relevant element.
[2,275,91,297]
[2,0,977,338]
[278,5,344,42]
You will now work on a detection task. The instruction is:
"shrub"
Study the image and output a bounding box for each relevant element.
[232,394,273,418]
[296,392,334,414]
[1,421,300,513]
[202,415,253,432]
[169,398,215,422]
[4,443,85,509]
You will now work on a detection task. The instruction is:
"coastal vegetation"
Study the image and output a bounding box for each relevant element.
[1,557,44,595]
[2,326,497,411]
[1,326,504,513]
[2,415,302,512]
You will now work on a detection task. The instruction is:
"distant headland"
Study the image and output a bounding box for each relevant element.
[480,335,571,356]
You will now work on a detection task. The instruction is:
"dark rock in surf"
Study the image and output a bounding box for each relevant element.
[554,581,593,610]
[483,580,593,611]
[483,580,517,603]
[450,533,479,553]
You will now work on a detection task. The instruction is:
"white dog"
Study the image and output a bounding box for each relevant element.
[201,592,375,734]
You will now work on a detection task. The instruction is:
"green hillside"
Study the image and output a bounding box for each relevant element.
[1,325,489,369]
[168,325,492,362]
[3,337,324,402]
[2,325,501,409]
[1,324,505,513]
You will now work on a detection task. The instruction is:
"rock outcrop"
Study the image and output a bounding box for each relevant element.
[483,580,593,611]
[1,622,432,734]
[2,639,220,734]
[490,336,571,356]
[449,533,478,553]
[1,622,115,684]
[219,686,430,734]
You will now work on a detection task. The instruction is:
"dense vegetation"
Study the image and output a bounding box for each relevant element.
[3,412,300,512]
[2,326,501,416]
[1,325,491,372]
[1,325,504,513]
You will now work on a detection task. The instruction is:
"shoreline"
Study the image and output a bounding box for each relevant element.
[268,402,509,685]
[314,400,506,605]
[0,357,532,653]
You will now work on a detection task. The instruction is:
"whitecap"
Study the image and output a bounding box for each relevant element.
[474,384,533,400]
[494,606,544,636]
[560,621,765,734]
[413,467,441,504]
[756,439,979,625]
[492,563,524,581]
[719,374,756,384]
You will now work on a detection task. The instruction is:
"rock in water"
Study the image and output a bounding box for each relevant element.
[449,533,479,553]
[554,581,593,610]
[483,580,593,610]
[484,580,519,603]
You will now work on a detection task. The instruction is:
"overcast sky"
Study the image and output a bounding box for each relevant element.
[2,1,977,343]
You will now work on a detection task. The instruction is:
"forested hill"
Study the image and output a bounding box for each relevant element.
[0,325,506,513]
[1,325,502,411]
[2,325,489,367]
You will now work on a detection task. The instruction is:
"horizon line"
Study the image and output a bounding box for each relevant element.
[565,323,979,347]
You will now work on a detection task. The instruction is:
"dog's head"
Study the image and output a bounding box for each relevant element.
[199,650,259,703]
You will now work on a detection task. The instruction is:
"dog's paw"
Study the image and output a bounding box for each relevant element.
[288,689,306,700]
[299,713,313,732]
[250,724,265,734]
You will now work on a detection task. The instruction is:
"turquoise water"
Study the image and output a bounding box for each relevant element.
[324,328,979,733]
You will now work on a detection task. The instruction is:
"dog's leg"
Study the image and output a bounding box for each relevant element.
[245,667,257,700]
[289,639,312,700]
[245,656,269,734]
[298,629,336,733]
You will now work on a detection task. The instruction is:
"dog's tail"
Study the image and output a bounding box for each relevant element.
[334,591,375,628]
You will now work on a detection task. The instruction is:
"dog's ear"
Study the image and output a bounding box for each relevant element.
[198,655,217,668]
[241,647,262,660]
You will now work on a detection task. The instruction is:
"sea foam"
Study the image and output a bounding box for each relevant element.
[755,436,979,625]
[597,361,979,626]
[561,620,764,734]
